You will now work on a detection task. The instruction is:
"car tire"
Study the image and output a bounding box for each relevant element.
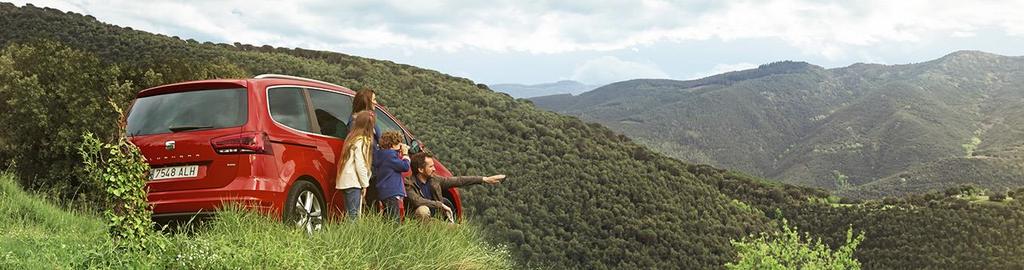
[283,180,325,234]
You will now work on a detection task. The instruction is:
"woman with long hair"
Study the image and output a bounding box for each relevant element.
[335,110,375,220]
[352,88,376,114]
[350,88,380,148]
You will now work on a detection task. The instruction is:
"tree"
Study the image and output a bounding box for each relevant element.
[726,218,865,270]
[0,41,134,201]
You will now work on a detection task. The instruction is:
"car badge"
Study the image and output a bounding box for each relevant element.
[165,141,176,151]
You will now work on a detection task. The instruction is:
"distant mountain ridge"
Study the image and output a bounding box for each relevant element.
[489,80,598,98]
[531,51,1024,199]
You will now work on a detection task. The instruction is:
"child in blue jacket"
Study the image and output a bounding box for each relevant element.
[374,131,410,222]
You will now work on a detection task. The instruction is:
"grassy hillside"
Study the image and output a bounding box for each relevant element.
[0,172,510,269]
[532,52,1024,198]
[0,3,774,269]
[6,3,1024,269]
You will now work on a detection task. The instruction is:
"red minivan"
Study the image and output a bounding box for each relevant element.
[126,74,463,232]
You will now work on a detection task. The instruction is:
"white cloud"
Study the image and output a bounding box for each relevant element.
[570,56,670,84]
[951,31,977,38]
[688,62,758,80]
[12,0,1024,60]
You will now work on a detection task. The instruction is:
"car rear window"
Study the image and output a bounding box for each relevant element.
[126,88,248,136]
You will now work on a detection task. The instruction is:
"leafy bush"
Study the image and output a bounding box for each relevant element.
[838,197,862,204]
[1012,187,1024,199]
[78,126,153,251]
[0,41,134,201]
[726,218,864,270]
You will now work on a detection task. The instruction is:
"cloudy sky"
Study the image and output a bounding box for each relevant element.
[12,0,1024,85]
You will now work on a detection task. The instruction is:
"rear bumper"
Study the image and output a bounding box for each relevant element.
[148,176,284,218]
[152,211,216,226]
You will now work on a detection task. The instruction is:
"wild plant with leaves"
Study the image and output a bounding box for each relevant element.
[726,216,864,270]
[78,104,153,251]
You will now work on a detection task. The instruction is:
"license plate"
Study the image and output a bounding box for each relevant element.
[150,165,199,180]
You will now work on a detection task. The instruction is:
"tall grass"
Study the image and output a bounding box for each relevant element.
[0,172,511,269]
[0,171,109,268]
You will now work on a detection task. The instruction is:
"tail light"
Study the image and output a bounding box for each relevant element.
[211,132,272,154]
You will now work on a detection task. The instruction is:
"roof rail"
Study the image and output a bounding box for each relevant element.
[254,74,345,89]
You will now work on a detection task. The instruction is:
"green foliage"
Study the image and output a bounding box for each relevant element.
[765,189,1024,267]
[1010,187,1024,201]
[947,185,989,200]
[4,4,1024,269]
[962,136,982,156]
[726,218,863,270]
[171,208,511,269]
[78,128,153,251]
[782,200,1024,269]
[0,4,775,268]
[0,172,510,269]
[0,4,788,269]
[832,170,850,192]
[717,171,1024,269]
[843,156,1024,200]
[0,171,109,268]
[0,40,135,202]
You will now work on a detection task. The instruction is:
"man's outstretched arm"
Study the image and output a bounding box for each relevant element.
[438,175,506,189]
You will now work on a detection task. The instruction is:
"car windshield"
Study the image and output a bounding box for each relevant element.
[126,88,248,136]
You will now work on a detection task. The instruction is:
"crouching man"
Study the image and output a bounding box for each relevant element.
[404,152,505,222]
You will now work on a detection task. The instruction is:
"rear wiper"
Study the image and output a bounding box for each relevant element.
[169,125,214,132]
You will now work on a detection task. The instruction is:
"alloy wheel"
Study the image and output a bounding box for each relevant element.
[293,190,323,234]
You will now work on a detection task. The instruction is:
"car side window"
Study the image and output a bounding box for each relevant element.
[308,89,353,138]
[268,87,313,132]
[375,108,409,144]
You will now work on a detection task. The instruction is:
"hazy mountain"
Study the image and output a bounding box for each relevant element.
[532,54,1024,199]
[489,80,598,98]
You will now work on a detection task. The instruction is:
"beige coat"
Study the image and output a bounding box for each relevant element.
[335,139,371,190]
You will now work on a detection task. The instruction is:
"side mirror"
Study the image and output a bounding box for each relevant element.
[410,139,423,154]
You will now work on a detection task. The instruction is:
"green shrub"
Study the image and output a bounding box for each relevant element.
[726,218,865,270]
[838,197,862,204]
[0,41,135,201]
[78,125,153,251]
[1012,187,1024,199]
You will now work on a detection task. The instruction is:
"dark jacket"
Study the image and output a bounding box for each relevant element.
[405,175,483,208]
[347,114,381,150]
[373,148,409,199]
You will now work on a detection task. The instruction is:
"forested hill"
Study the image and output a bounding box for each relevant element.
[0,3,772,269]
[4,3,1024,269]
[532,53,1024,199]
